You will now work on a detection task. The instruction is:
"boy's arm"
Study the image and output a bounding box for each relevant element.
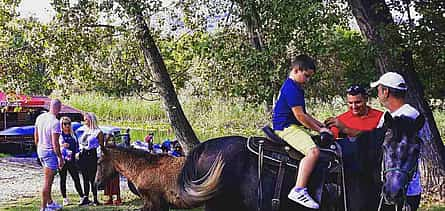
[291,106,324,132]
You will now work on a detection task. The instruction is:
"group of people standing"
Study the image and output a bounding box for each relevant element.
[35,103,120,211]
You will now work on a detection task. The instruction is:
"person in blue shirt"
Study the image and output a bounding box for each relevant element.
[58,116,87,206]
[272,55,331,209]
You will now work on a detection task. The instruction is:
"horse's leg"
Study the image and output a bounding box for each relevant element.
[159,197,169,211]
[139,191,162,211]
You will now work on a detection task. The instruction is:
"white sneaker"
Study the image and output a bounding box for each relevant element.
[46,201,63,210]
[288,187,320,209]
[63,198,69,206]
[40,208,55,211]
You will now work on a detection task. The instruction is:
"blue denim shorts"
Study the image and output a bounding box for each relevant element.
[38,150,58,171]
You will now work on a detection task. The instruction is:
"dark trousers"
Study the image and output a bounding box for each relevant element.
[60,160,84,198]
[79,149,98,201]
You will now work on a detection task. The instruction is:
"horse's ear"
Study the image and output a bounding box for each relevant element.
[415,114,425,131]
[383,112,393,128]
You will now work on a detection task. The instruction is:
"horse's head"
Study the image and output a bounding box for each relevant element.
[381,112,424,204]
[95,146,119,188]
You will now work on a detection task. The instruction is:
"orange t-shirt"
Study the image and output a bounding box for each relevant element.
[330,107,383,138]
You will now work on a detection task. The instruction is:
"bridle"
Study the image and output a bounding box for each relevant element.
[377,136,420,211]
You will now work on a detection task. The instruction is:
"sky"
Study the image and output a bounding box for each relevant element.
[17,0,55,23]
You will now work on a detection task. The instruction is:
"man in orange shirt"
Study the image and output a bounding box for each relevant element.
[325,84,383,173]
[326,84,383,138]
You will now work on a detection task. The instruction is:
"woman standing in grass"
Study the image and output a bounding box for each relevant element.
[58,116,88,206]
[78,112,104,206]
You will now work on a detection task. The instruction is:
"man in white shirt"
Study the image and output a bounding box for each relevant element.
[370,72,422,210]
[35,99,64,211]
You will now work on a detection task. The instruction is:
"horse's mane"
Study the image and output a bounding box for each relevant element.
[104,145,173,165]
[391,115,420,136]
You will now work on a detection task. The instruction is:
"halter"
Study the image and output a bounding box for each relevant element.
[377,144,419,211]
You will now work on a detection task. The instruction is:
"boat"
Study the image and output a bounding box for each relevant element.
[0,92,83,153]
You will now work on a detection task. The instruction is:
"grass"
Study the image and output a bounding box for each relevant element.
[0,192,203,211]
[0,153,10,158]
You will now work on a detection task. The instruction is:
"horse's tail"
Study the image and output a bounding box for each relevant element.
[178,148,225,207]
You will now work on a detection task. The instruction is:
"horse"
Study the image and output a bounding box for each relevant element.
[341,112,425,211]
[95,146,194,211]
[177,113,425,211]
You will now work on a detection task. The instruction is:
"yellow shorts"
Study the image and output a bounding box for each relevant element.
[275,125,315,155]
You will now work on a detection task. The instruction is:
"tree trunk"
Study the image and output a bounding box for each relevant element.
[117,1,199,155]
[348,0,445,200]
[235,0,264,50]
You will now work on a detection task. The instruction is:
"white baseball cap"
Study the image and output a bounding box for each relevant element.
[370,72,407,90]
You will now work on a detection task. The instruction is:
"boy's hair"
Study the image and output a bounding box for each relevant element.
[290,54,316,72]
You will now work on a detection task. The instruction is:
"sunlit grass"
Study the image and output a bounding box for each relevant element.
[0,153,10,158]
[0,192,203,211]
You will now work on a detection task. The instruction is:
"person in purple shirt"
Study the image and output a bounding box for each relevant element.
[78,112,104,206]
[58,116,88,206]
[272,55,331,209]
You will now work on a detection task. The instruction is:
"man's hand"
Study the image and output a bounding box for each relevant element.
[62,143,70,148]
[58,157,64,169]
[325,117,346,132]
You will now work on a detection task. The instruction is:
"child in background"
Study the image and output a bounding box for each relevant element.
[104,134,122,206]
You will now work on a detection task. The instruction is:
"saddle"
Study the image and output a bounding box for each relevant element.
[247,126,344,211]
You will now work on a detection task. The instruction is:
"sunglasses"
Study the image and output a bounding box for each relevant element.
[347,85,367,96]
[62,122,71,126]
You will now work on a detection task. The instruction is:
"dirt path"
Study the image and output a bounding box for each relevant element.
[0,156,129,205]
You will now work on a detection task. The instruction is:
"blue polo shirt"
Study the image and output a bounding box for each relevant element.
[272,78,305,130]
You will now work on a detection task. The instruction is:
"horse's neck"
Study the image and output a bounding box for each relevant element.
[107,150,147,181]
[357,131,383,180]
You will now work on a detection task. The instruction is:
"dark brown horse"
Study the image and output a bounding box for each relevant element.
[177,113,425,211]
[95,146,197,211]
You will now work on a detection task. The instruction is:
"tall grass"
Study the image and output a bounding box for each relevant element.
[65,93,166,122]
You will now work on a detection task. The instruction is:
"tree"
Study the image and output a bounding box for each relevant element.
[48,0,200,154]
[113,0,199,154]
[0,1,53,95]
[347,0,445,199]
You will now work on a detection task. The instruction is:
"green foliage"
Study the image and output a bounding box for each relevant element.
[408,1,445,98]
[0,1,53,94]
[179,0,354,104]
[0,0,443,103]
